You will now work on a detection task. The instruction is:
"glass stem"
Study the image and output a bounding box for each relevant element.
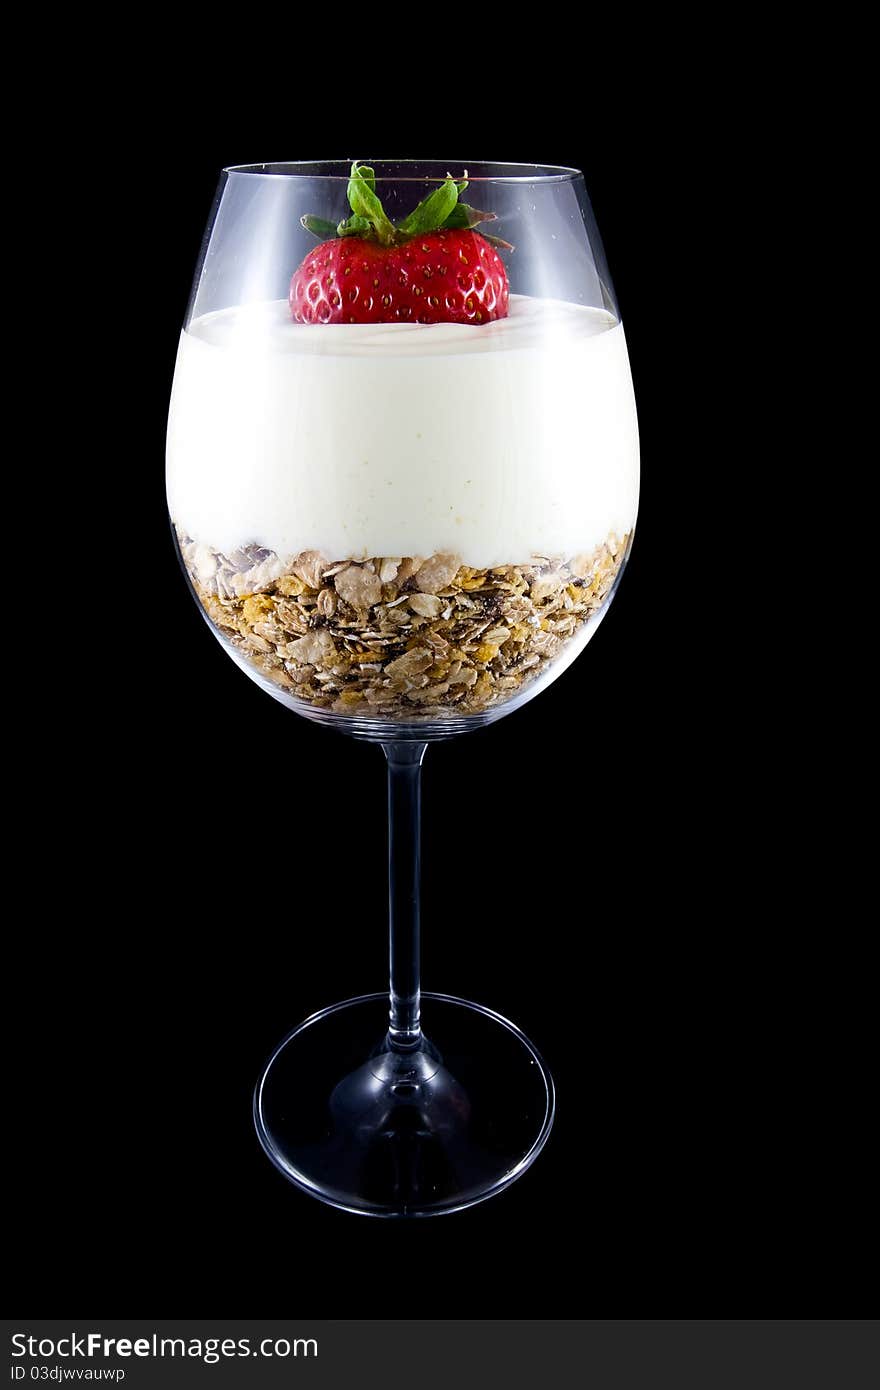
[383,741,428,1051]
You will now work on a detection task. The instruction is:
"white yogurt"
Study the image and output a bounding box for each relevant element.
[166,294,639,565]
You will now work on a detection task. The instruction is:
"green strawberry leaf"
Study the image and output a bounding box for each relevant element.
[299,164,512,251]
[347,162,396,246]
[396,175,463,237]
[481,232,515,252]
[336,214,374,238]
[442,203,497,231]
[300,214,341,239]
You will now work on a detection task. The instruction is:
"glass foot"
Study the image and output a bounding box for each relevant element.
[254,992,555,1216]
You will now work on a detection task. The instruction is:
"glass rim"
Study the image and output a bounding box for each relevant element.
[222,159,582,184]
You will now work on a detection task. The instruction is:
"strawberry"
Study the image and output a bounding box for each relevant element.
[290,163,511,327]
[291,229,509,326]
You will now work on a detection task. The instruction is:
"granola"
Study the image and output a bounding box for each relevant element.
[179,531,628,718]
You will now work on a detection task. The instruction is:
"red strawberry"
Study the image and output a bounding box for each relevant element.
[290,230,509,326]
[290,162,511,327]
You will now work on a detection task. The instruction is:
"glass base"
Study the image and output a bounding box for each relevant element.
[254,992,555,1216]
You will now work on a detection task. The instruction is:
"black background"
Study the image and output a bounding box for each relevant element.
[11,76,868,1317]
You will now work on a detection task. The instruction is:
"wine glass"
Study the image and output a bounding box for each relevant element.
[167,160,639,1215]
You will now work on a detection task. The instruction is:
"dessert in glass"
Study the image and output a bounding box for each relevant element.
[167,161,639,1215]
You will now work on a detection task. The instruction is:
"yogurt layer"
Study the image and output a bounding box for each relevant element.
[166,294,639,566]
